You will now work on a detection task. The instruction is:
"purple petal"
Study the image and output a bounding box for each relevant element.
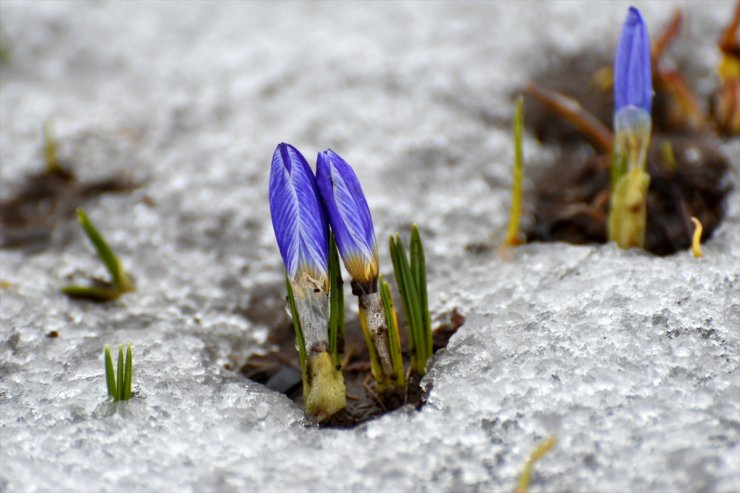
[614,6,653,113]
[316,149,378,284]
[269,143,329,280]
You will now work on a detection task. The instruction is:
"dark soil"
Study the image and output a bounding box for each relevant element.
[0,165,137,252]
[521,50,732,256]
[240,284,465,428]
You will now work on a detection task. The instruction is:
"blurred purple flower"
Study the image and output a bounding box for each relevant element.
[614,6,653,113]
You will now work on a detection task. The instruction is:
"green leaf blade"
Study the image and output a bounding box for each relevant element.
[390,233,425,375]
[504,96,525,247]
[116,344,125,401]
[380,276,405,386]
[104,345,117,398]
[124,344,133,400]
[410,225,432,364]
[61,285,120,302]
[328,233,344,365]
[76,208,130,294]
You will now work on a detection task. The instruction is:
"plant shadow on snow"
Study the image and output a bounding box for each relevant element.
[237,282,465,428]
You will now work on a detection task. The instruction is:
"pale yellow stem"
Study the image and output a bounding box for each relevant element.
[690,217,704,258]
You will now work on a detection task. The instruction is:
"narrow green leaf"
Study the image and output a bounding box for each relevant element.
[43,121,61,175]
[328,233,344,365]
[504,96,525,247]
[390,234,425,375]
[61,284,120,302]
[398,234,420,369]
[358,302,384,386]
[389,236,414,359]
[116,344,125,401]
[123,344,133,400]
[104,344,116,398]
[76,208,131,294]
[380,277,405,385]
[285,275,308,379]
[411,225,432,364]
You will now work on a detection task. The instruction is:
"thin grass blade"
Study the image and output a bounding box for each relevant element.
[389,236,415,358]
[380,277,405,385]
[61,285,120,302]
[410,225,432,363]
[358,302,384,385]
[104,344,116,398]
[123,344,133,400]
[76,208,130,293]
[390,234,424,374]
[116,344,125,401]
[504,96,525,247]
[328,233,345,364]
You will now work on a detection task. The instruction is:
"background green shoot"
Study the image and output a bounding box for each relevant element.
[62,208,134,301]
[104,344,133,401]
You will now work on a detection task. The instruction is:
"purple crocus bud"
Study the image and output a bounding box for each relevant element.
[269,143,329,288]
[315,149,379,292]
[614,6,653,113]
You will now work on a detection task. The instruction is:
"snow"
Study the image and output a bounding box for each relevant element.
[1,1,738,492]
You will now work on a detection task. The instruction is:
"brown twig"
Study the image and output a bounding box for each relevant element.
[718,0,740,57]
[652,9,682,63]
[526,82,613,152]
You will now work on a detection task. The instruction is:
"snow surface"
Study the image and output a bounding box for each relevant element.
[1,1,738,492]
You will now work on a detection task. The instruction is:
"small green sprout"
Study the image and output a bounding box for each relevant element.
[61,208,134,302]
[503,95,526,250]
[104,343,133,401]
[515,435,557,493]
[389,225,432,376]
[43,121,62,175]
[691,217,704,257]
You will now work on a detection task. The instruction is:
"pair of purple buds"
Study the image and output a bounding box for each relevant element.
[269,143,378,296]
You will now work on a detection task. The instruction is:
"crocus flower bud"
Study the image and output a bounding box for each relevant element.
[316,149,401,392]
[609,7,653,249]
[614,6,653,114]
[269,143,330,291]
[316,149,379,293]
[269,143,330,351]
